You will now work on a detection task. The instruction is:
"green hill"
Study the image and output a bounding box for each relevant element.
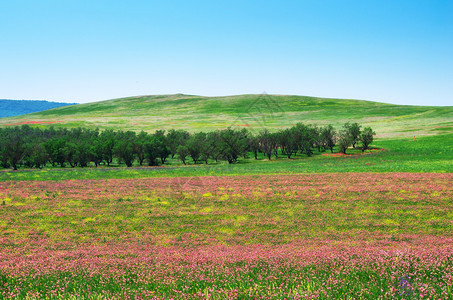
[0,94,452,138]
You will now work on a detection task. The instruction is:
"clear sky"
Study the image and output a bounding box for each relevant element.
[1,0,452,105]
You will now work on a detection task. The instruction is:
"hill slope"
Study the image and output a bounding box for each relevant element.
[0,99,76,118]
[0,94,451,138]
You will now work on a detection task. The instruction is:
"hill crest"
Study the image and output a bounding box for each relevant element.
[0,94,451,138]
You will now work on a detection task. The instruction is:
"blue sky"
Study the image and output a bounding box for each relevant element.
[1,0,452,105]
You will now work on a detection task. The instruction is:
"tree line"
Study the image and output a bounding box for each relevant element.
[0,123,375,170]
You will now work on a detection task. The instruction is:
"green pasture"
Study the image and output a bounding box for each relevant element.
[1,94,452,138]
[1,133,451,181]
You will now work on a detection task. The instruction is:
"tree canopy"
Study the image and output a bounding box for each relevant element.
[0,122,376,170]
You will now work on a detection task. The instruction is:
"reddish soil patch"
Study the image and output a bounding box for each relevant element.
[322,152,347,156]
[322,148,384,157]
[4,120,61,126]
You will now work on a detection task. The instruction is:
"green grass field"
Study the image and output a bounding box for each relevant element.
[1,133,451,181]
[1,94,452,138]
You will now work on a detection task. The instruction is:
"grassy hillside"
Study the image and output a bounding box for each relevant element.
[0,94,451,138]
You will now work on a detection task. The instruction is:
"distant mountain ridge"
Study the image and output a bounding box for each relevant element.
[0,99,76,118]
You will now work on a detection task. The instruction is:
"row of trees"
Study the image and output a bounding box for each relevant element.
[0,123,375,170]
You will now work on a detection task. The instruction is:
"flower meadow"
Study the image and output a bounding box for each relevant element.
[0,173,452,299]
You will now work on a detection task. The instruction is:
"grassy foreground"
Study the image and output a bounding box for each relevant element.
[1,173,452,299]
